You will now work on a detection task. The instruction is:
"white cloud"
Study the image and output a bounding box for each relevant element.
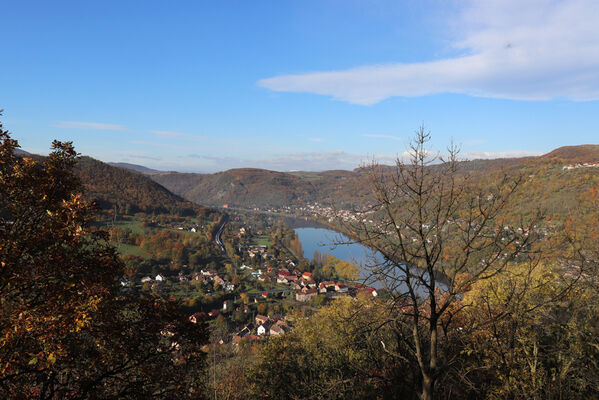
[308,137,324,142]
[258,0,599,104]
[55,121,127,131]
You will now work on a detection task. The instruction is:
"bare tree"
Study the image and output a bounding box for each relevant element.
[342,125,539,400]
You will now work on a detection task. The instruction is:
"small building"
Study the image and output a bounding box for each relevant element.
[356,286,378,297]
[335,283,348,293]
[270,324,286,336]
[257,320,273,336]
[255,315,269,325]
[296,289,318,302]
[155,274,165,282]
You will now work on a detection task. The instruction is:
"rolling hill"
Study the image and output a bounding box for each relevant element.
[541,145,599,163]
[75,157,215,217]
[151,168,320,209]
[112,145,599,221]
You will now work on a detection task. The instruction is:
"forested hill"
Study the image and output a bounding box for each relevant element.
[541,144,599,163]
[151,168,321,209]
[75,157,215,217]
[121,145,599,220]
[149,167,376,209]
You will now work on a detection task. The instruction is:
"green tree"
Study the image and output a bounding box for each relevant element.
[248,297,408,399]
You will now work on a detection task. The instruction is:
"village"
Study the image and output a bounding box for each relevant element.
[135,261,379,345]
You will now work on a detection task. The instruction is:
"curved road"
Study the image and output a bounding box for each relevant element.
[214,215,228,252]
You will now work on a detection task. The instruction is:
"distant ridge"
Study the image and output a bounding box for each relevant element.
[14,148,30,155]
[148,144,599,213]
[151,168,321,209]
[108,162,161,175]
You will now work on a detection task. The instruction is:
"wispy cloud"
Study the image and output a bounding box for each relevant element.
[55,121,127,131]
[308,137,324,142]
[362,134,402,141]
[258,0,599,105]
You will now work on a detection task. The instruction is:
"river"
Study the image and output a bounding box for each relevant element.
[294,227,377,269]
[293,226,385,287]
[292,225,439,294]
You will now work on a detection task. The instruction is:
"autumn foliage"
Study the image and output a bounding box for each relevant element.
[0,118,209,399]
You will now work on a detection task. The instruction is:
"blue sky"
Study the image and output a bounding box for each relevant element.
[2,0,599,172]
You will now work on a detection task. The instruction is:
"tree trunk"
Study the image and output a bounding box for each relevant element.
[421,375,434,400]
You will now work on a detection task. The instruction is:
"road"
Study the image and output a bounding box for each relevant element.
[214,215,228,252]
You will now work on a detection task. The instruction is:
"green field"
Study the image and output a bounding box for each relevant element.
[252,235,272,246]
[116,243,150,258]
[113,218,145,234]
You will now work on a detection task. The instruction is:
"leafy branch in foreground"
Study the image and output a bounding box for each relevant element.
[0,115,209,399]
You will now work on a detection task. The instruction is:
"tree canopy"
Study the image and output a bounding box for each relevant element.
[0,117,209,399]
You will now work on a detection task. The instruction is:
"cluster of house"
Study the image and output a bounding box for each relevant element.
[139,274,166,286]
[192,269,235,292]
[176,226,199,233]
[247,245,269,259]
[137,269,235,292]
[295,282,378,301]
[252,202,376,224]
[231,314,292,345]
[270,267,378,302]
[562,162,599,170]
[276,268,316,287]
